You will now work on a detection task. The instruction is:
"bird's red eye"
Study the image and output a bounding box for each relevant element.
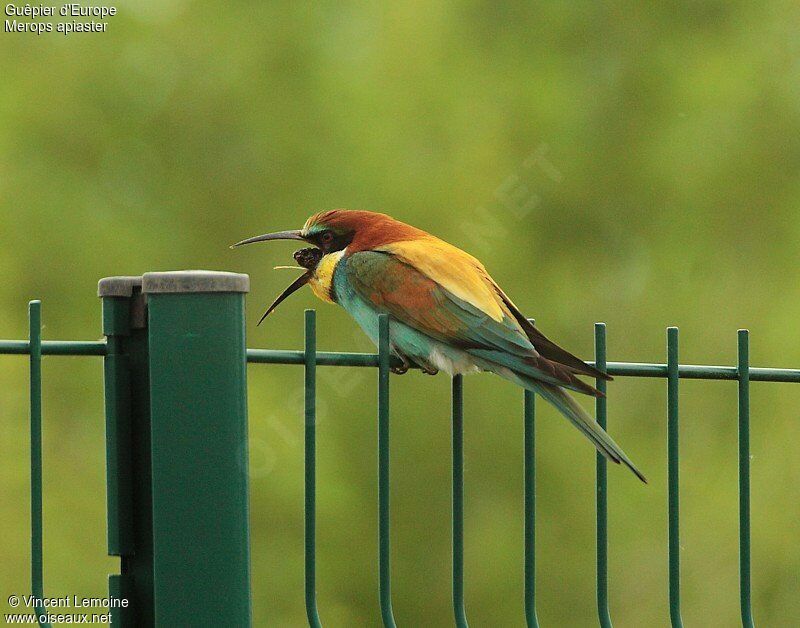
[320,232,334,244]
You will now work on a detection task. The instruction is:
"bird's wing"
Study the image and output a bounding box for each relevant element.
[374,238,510,322]
[378,238,611,381]
[491,284,612,380]
[344,246,601,396]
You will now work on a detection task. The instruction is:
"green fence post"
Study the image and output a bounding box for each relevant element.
[100,272,252,626]
[142,271,252,626]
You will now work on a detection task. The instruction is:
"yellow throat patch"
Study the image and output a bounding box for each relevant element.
[309,250,343,303]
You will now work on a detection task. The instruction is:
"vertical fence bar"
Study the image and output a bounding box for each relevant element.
[377,314,397,627]
[667,327,683,627]
[594,323,612,628]
[142,271,251,626]
[523,388,539,628]
[305,310,322,628]
[738,330,754,628]
[452,374,468,628]
[524,317,539,628]
[29,301,52,628]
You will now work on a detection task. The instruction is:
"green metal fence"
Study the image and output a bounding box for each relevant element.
[2,271,799,627]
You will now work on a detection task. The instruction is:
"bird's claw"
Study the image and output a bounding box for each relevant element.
[391,363,409,375]
[421,366,439,376]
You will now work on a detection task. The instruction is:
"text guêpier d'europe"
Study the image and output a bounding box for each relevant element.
[5,3,116,34]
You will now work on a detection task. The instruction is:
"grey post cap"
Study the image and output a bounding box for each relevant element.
[142,270,250,294]
[98,276,143,298]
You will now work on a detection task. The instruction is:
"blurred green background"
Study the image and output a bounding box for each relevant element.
[2,1,799,626]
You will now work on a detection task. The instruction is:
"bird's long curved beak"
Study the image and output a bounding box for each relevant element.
[230,229,305,248]
[258,272,311,325]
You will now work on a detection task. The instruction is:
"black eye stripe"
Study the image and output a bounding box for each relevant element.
[316,229,353,252]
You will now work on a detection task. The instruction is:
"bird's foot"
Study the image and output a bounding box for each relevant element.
[390,358,410,375]
[421,365,439,376]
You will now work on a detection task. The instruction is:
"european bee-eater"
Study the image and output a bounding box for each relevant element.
[234,210,646,482]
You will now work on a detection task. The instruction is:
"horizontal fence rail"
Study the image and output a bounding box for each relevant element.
[4,339,798,382]
[0,340,107,356]
[3,299,799,627]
